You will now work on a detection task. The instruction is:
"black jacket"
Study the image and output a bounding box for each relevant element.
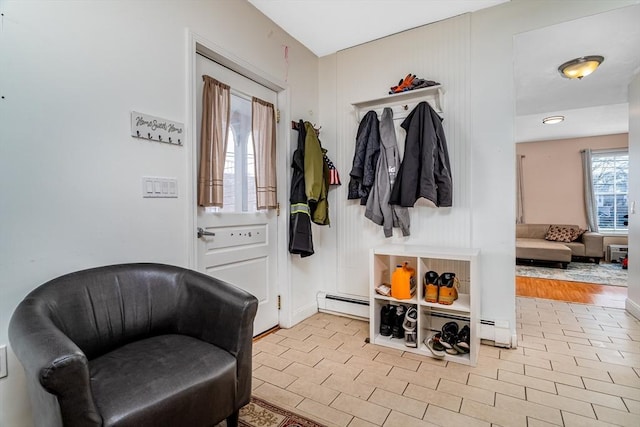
[348,111,380,205]
[289,120,314,257]
[389,101,452,207]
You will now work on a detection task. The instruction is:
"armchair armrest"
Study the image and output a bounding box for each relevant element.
[9,298,102,427]
[176,270,258,406]
[582,232,604,258]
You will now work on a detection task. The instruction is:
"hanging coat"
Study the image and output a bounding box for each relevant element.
[304,122,329,225]
[389,101,452,207]
[289,120,314,257]
[348,111,380,205]
[365,108,410,237]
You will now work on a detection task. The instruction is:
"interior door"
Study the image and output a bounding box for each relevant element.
[195,54,279,335]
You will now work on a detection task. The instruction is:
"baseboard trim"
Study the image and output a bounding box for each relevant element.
[626,297,640,321]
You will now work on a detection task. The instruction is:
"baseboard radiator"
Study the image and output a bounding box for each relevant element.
[316,293,513,348]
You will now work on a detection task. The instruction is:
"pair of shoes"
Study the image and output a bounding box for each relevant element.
[423,272,459,305]
[425,332,446,358]
[379,304,407,339]
[403,307,418,348]
[439,322,470,355]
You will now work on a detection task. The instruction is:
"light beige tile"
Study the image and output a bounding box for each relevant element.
[403,383,461,412]
[550,361,612,382]
[524,347,578,365]
[562,412,618,427]
[467,373,525,399]
[500,350,552,369]
[355,370,408,395]
[253,351,293,371]
[524,365,584,388]
[253,381,304,408]
[278,337,318,353]
[368,388,426,419]
[475,354,525,375]
[383,410,438,427]
[310,345,352,364]
[301,324,338,339]
[494,393,563,425]
[254,340,288,356]
[338,341,380,360]
[304,334,342,350]
[346,355,393,375]
[348,417,379,427]
[423,404,491,427]
[251,378,264,390]
[374,351,420,371]
[593,404,640,427]
[331,393,391,425]
[258,332,286,344]
[498,370,556,393]
[370,344,404,357]
[286,378,339,405]
[437,378,495,405]
[526,388,595,418]
[523,417,559,427]
[297,398,353,427]
[389,366,440,390]
[280,348,324,367]
[460,398,527,427]
[316,359,362,380]
[583,377,640,401]
[478,343,502,359]
[323,374,375,400]
[283,362,331,384]
[556,383,627,410]
[275,326,312,341]
[253,365,297,388]
[624,398,640,414]
[575,357,639,376]
[326,321,362,336]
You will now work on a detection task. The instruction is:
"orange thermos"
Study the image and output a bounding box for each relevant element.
[391,262,416,299]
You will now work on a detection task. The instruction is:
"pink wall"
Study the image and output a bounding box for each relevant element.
[516,133,628,228]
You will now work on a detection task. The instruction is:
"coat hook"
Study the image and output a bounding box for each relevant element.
[403,105,408,111]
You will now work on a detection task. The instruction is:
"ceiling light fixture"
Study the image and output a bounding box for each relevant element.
[542,115,565,125]
[558,55,604,79]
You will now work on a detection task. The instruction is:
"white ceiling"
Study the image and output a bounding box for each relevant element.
[249,1,640,143]
[514,4,640,143]
[248,0,509,57]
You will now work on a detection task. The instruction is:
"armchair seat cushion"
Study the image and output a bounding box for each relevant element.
[91,334,237,427]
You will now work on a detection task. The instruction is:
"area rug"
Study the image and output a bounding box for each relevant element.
[516,262,627,287]
[239,397,327,427]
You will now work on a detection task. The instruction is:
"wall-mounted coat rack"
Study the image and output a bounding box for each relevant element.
[291,120,321,135]
[351,84,444,123]
[131,111,184,146]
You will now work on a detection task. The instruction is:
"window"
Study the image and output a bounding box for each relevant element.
[592,150,628,232]
[221,93,257,213]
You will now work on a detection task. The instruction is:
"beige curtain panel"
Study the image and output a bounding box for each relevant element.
[198,76,230,207]
[252,97,278,210]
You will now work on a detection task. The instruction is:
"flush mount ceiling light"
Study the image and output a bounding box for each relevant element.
[558,55,604,79]
[542,115,565,125]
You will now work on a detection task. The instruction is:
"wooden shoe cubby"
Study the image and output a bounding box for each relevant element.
[369,244,480,366]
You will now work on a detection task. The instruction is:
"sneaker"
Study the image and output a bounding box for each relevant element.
[424,271,439,303]
[402,307,418,347]
[392,305,406,339]
[453,325,471,354]
[380,304,395,336]
[440,321,459,350]
[425,333,446,358]
[438,273,459,305]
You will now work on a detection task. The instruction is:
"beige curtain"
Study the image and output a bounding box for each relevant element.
[198,76,230,207]
[251,97,277,209]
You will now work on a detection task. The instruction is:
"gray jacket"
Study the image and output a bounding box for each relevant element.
[365,108,410,237]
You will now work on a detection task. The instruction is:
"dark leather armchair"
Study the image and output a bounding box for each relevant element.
[9,263,258,427]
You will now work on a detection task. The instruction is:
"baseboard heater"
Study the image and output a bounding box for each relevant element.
[316,293,513,348]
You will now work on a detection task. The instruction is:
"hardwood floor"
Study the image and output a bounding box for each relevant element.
[515,275,627,308]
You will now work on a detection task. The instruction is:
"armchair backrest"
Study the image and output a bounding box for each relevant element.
[23,264,184,359]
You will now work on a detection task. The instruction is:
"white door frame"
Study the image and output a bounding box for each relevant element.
[185,29,294,328]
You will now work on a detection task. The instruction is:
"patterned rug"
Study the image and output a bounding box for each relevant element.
[239,397,326,427]
[516,262,627,287]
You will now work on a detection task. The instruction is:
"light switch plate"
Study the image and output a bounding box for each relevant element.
[142,177,178,198]
[0,345,7,378]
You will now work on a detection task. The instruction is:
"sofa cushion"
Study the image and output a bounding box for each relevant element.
[90,334,236,427]
[516,224,550,239]
[516,238,572,262]
[545,225,579,243]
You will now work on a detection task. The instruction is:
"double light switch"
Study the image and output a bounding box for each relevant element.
[143,177,178,198]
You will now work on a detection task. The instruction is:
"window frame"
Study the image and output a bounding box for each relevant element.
[591,148,628,234]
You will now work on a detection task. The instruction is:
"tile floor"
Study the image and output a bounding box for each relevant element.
[251,297,640,426]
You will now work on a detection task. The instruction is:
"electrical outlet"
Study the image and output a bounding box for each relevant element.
[0,345,7,378]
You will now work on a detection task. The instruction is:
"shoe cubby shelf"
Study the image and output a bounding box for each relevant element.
[369,244,480,366]
[351,85,444,122]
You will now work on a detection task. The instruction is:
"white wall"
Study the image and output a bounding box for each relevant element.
[318,0,640,340]
[0,1,319,426]
[627,72,640,316]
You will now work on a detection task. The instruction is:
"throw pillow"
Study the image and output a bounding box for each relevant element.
[571,228,587,242]
[545,225,576,243]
